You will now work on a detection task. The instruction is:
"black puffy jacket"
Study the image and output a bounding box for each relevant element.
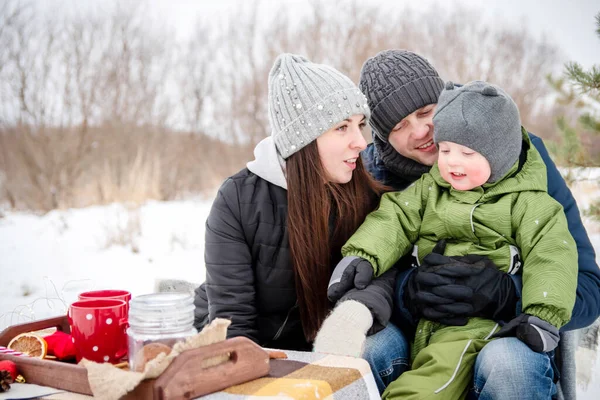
[194,168,396,350]
[194,168,306,349]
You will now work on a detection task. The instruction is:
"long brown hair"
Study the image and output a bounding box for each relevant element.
[286,141,386,342]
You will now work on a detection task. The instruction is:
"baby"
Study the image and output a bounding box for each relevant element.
[323,81,577,399]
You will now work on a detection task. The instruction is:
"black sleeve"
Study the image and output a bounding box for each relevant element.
[204,178,259,342]
[193,283,209,329]
[340,268,398,335]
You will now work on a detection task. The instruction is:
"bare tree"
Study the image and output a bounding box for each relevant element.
[176,18,215,134]
[0,0,571,211]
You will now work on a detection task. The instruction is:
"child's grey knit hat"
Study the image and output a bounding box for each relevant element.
[268,54,371,159]
[433,81,523,182]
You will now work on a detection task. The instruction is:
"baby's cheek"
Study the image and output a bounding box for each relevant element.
[437,160,450,177]
[468,166,491,186]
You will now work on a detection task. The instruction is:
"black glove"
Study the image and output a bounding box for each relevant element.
[327,256,374,302]
[492,313,560,353]
[341,268,398,335]
[403,240,518,325]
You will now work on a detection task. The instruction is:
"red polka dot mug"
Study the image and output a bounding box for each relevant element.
[68,299,128,363]
[78,290,131,314]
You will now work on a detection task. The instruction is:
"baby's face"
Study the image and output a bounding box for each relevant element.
[437,141,491,191]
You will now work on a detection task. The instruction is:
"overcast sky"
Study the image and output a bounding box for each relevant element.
[34,0,600,69]
[450,0,600,69]
[141,0,599,69]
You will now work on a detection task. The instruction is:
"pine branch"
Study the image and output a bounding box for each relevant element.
[555,116,588,166]
[548,12,600,168]
[584,200,600,222]
[564,63,600,93]
[547,74,576,105]
[546,74,564,90]
[579,113,600,133]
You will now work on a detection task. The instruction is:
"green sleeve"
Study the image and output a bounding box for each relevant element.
[512,192,578,328]
[342,176,429,276]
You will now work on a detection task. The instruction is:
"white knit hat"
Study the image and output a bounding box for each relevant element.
[268,54,371,159]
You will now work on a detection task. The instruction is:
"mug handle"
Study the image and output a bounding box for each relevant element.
[114,317,129,361]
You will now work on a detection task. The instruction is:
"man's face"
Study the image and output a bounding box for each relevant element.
[387,104,438,166]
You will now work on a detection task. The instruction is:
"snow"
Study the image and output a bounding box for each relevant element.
[0,173,599,397]
[0,199,211,328]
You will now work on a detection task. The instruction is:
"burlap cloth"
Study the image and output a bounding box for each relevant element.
[80,318,231,400]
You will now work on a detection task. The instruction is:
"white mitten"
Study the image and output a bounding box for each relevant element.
[313,300,373,357]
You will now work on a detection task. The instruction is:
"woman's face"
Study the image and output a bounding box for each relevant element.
[316,114,368,184]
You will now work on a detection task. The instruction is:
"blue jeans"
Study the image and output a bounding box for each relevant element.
[469,337,557,399]
[363,327,557,398]
[362,322,410,393]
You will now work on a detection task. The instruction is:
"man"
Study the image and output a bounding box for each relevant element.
[358,50,600,399]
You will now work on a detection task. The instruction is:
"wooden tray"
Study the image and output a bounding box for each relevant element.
[0,316,270,399]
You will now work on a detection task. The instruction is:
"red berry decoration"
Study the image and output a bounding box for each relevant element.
[0,360,18,392]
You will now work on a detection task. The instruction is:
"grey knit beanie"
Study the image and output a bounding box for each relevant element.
[359,50,444,142]
[433,81,523,183]
[268,54,371,159]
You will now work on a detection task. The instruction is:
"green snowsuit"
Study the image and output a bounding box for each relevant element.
[342,132,578,399]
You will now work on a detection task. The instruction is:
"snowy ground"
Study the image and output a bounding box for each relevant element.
[0,198,213,327]
[0,174,598,398]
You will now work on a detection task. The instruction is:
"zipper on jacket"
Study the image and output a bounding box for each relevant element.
[272,302,298,341]
[469,204,481,234]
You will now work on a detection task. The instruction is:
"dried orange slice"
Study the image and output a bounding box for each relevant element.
[7,333,48,359]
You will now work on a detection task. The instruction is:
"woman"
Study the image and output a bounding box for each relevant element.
[193,53,394,352]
